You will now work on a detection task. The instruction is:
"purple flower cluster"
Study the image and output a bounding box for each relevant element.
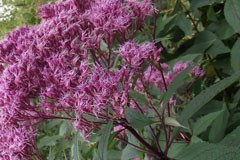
[120,42,160,68]
[0,126,35,160]
[0,0,204,159]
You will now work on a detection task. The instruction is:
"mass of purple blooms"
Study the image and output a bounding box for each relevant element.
[0,0,204,159]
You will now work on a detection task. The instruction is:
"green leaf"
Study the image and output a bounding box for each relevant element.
[100,40,108,51]
[190,136,204,143]
[175,142,240,160]
[108,150,122,160]
[121,130,140,160]
[185,40,215,54]
[38,135,62,148]
[162,66,193,113]
[129,91,148,106]
[193,111,221,135]
[72,132,81,160]
[220,126,240,146]
[176,13,193,36]
[59,121,69,136]
[190,0,214,10]
[231,39,240,72]
[169,54,202,67]
[121,145,140,160]
[208,105,229,142]
[215,20,235,40]
[185,31,219,54]
[125,107,153,129]
[224,0,240,33]
[97,121,113,160]
[167,143,187,159]
[206,40,230,57]
[180,72,240,124]
[207,6,218,22]
[156,15,176,35]
[165,117,187,129]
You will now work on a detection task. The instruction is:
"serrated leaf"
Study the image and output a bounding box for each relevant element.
[125,107,153,129]
[180,72,240,124]
[224,0,240,33]
[165,117,187,129]
[193,111,222,135]
[175,142,240,160]
[97,121,113,160]
[231,39,240,72]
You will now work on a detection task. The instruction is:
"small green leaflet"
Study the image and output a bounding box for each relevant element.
[165,117,187,129]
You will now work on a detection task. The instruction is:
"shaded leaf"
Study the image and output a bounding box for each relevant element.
[209,105,229,142]
[231,39,240,72]
[193,111,221,135]
[180,72,240,124]
[206,40,230,57]
[175,142,240,160]
[125,107,153,129]
[220,126,240,147]
[190,0,214,10]
[224,0,240,33]
[176,13,193,36]
[121,145,140,160]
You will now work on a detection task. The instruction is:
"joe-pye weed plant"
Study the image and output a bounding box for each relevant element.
[1,0,240,159]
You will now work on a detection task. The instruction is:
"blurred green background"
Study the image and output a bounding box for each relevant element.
[0,0,56,39]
